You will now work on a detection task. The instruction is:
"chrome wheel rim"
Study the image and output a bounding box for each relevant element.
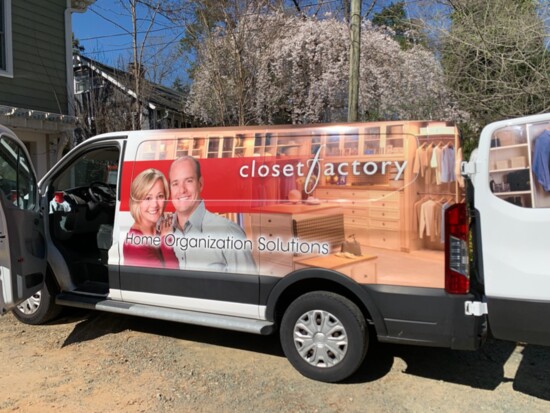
[293,310,348,368]
[16,291,41,315]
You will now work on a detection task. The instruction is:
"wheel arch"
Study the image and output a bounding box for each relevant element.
[265,268,387,336]
[45,263,61,290]
[12,263,62,325]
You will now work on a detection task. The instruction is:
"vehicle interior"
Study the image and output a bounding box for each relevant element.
[0,135,37,211]
[47,145,120,296]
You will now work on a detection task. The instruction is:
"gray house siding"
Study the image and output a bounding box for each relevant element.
[0,0,93,178]
[0,0,68,114]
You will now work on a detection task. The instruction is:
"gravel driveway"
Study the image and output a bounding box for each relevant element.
[1,309,549,412]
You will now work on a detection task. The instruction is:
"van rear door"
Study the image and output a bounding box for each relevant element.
[0,126,46,315]
[468,113,550,346]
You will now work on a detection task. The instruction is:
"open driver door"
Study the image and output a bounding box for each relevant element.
[0,126,46,315]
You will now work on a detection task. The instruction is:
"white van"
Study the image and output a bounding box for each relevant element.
[1,114,549,383]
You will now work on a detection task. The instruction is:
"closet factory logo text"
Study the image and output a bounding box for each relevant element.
[238,145,407,194]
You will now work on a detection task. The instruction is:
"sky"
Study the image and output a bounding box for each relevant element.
[72,0,186,86]
[73,1,149,66]
[71,0,406,87]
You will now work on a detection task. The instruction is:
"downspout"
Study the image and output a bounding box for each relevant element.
[65,0,88,118]
[61,0,93,162]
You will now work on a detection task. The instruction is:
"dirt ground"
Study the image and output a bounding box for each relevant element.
[1,309,549,413]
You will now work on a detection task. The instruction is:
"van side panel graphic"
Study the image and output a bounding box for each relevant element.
[117,122,462,290]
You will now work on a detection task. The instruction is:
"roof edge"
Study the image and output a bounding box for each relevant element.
[71,0,96,12]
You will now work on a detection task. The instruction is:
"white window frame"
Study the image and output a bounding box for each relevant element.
[0,0,13,78]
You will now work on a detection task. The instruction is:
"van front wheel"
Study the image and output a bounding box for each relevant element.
[280,291,368,382]
[12,275,62,325]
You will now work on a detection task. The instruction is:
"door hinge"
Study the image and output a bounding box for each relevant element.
[465,301,488,316]
[460,161,476,177]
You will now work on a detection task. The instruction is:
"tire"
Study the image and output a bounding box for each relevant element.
[280,291,368,382]
[12,274,62,325]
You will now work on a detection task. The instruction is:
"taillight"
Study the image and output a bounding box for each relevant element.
[445,203,470,294]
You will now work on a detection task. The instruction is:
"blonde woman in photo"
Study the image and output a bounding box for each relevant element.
[124,168,178,268]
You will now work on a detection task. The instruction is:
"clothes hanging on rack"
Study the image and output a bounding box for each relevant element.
[532,130,550,192]
[430,145,443,184]
[413,196,424,235]
[425,144,434,185]
[440,145,456,183]
[415,196,456,243]
[419,199,440,241]
[415,135,460,185]
[430,143,456,184]
[413,143,428,177]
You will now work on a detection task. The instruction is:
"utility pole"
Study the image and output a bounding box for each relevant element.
[347,0,361,122]
[131,0,141,130]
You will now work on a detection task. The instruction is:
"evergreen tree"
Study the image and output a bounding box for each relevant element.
[372,2,427,50]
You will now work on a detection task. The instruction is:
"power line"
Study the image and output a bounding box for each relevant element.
[77,0,396,55]
[80,40,181,56]
[78,26,181,41]
[143,33,184,64]
[81,0,345,41]
[78,10,378,57]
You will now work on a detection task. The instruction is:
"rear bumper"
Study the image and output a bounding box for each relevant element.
[364,285,487,350]
[488,297,550,346]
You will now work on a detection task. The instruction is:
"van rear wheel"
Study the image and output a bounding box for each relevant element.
[280,291,368,382]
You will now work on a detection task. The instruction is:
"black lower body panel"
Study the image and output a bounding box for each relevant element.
[118,265,260,305]
[363,285,486,350]
[488,297,550,346]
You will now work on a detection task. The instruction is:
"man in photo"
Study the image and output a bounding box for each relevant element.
[169,156,257,274]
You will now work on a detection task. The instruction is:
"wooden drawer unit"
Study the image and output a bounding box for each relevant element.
[369,207,399,220]
[325,188,406,251]
[367,190,401,202]
[369,230,400,250]
[344,206,370,239]
[350,199,370,208]
[347,190,371,199]
[368,218,399,231]
[366,190,403,250]
[367,191,401,212]
[252,213,291,229]
[344,215,369,227]
[366,190,400,208]
[368,199,399,209]
[294,253,378,283]
[315,188,346,200]
[315,188,369,207]
[251,205,346,274]
[347,207,369,218]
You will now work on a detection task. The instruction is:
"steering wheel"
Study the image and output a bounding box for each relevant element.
[88,181,116,206]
